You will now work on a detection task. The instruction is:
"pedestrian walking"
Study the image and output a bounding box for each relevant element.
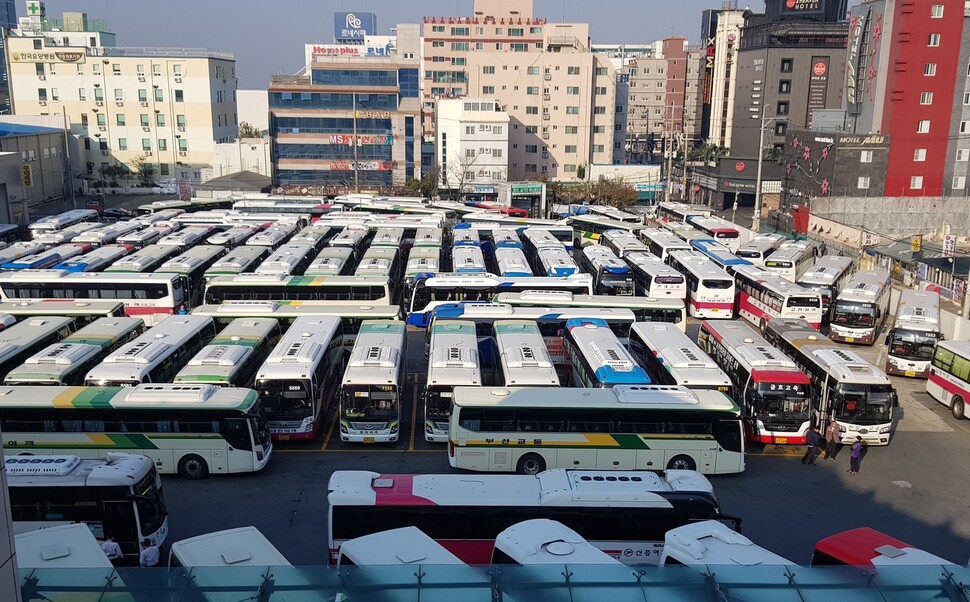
[100,535,123,561]
[801,424,820,466]
[848,436,864,474]
[824,417,840,459]
[139,538,160,568]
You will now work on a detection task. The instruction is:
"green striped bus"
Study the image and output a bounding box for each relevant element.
[174,317,280,388]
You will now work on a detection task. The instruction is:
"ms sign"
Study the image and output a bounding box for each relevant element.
[334,12,376,42]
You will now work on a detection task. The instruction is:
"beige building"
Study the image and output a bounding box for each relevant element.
[5,4,237,185]
[436,97,509,189]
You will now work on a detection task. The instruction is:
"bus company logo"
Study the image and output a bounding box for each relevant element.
[813,61,827,76]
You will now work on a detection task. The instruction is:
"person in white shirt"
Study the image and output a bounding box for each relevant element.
[139,538,160,568]
[101,535,123,561]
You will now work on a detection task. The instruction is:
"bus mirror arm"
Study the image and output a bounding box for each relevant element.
[713,513,743,533]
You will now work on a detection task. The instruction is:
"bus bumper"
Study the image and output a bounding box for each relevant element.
[885,360,929,379]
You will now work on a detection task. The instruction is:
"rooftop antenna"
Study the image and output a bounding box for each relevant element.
[562,0,566,22]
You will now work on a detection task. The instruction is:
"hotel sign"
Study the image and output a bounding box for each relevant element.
[11,50,86,64]
[846,8,869,115]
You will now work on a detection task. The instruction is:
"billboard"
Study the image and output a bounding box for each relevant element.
[806,56,831,128]
[782,0,823,15]
[10,49,85,64]
[845,6,871,116]
[334,12,377,42]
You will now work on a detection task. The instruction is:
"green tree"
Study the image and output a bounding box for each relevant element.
[592,176,637,209]
[128,154,156,186]
[236,121,262,139]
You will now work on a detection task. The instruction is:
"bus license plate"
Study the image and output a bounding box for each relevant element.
[905,370,916,377]
[278,435,290,441]
[364,437,375,443]
[844,337,855,343]
[710,308,719,313]
[775,438,787,444]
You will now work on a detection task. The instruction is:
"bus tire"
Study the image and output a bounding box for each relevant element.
[178,454,209,479]
[667,455,696,471]
[516,453,546,475]
[951,396,966,420]
[759,318,768,335]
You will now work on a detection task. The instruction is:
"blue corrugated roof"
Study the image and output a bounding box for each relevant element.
[0,123,61,137]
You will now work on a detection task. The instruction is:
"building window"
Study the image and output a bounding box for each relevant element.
[176,114,186,127]
[910,175,924,190]
[156,114,165,127]
[432,40,444,48]
[596,67,608,76]
[172,64,182,76]
[155,89,164,102]
[917,120,931,133]
[431,25,444,33]
[567,106,579,115]
[593,144,605,153]
[158,139,167,151]
[955,176,967,190]
[526,106,538,115]
[37,88,47,102]
[861,150,874,163]
[527,86,539,95]
[78,88,86,101]
[858,176,870,189]
[780,58,793,73]
[465,126,475,135]
[114,88,124,101]
[160,164,169,176]
[451,42,469,51]
[774,122,787,136]
[116,114,126,126]
[112,63,121,75]
[178,139,188,152]
[142,138,151,151]
[928,33,941,47]
[96,113,106,126]
[567,67,580,76]
[963,121,970,133]
[914,149,927,161]
[483,86,495,94]
[493,125,503,134]
[931,4,944,17]
[958,149,970,162]
[527,66,540,76]
[925,63,937,76]
[778,80,792,94]
[525,164,537,172]
[566,86,579,95]
[594,106,606,114]
[451,27,469,36]
[174,90,184,102]
[593,125,605,133]
[493,149,502,158]
[964,93,970,105]
[564,164,577,173]
[140,114,150,127]
[920,91,934,105]
[483,66,495,75]
[80,114,88,126]
[117,138,127,151]
[565,145,577,153]
[509,28,523,36]
[525,125,538,134]
[50,88,59,101]
[525,145,538,154]
[465,149,475,158]
[777,101,789,116]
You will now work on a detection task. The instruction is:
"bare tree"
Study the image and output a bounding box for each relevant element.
[445,152,481,201]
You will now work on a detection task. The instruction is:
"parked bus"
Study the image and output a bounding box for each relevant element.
[494,320,560,387]
[0,271,187,326]
[4,317,144,386]
[255,316,344,440]
[72,221,143,247]
[202,245,268,282]
[423,320,481,442]
[686,215,741,252]
[489,228,523,251]
[328,467,732,564]
[104,244,181,273]
[407,273,594,327]
[244,222,300,250]
[254,243,316,277]
[0,302,120,330]
[370,227,405,249]
[6,453,167,563]
[327,226,369,259]
[492,518,622,565]
[169,526,290,569]
[625,251,686,299]
[666,250,735,319]
[639,228,691,262]
[28,209,99,240]
[601,229,649,259]
[584,205,642,224]
[413,227,444,248]
[828,270,892,346]
[886,290,942,378]
[811,528,952,567]
[204,274,392,306]
[492,247,532,278]
[661,520,793,566]
[452,245,487,274]
[656,202,713,224]
[764,317,896,446]
[927,340,970,420]
[535,246,579,277]
[563,318,649,387]
[82,316,213,386]
[492,291,685,333]
[449,385,744,475]
[521,227,573,253]
[173,317,280,388]
[579,245,635,296]
[629,322,731,396]
[15,523,114,569]
[690,239,751,273]
[116,223,178,249]
[736,234,785,266]
[156,225,214,250]
[763,240,819,282]
[53,244,134,273]
[568,214,645,247]
[2,243,92,270]
[32,223,101,247]
[733,264,824,331]
[157,245,227,308]
[207,225,259,248]
[305,246,354,277]
[338,320,406,443]
[132,208,185,224]
[796,255,855,320]
[354,248,401,298]
[697,320,814,444]
[0,316,74,381]
[337,526,467,568]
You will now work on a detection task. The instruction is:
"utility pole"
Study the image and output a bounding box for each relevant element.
[752,104,785,233]
[664,102,676,202]
[352,93,360,194]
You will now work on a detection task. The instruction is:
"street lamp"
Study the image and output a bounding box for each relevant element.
[752,104,786,233]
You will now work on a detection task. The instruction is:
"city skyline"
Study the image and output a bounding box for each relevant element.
[39,0,762,88]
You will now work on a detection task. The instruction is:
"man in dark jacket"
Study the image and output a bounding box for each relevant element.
[801,425,820,466]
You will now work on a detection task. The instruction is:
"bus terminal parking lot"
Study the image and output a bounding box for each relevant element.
[161,320,970,566]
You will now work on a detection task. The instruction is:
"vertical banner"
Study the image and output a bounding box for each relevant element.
[806,56,830,128]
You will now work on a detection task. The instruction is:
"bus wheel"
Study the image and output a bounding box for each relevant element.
[178,454,209,479]
[667,455,696,471]
[759,319,768,335]
[516,454,546,475]
[951,396,966,420]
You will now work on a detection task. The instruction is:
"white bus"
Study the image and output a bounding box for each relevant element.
[492,290,685,333]
[327,468,731,565]
[0,316,76,381]
[84,315,215,386]
[305,246,354,277]
[449,385,745,475]
[15,523,114,569]
[72,221,143,247]
[763,240,819,282]
[521,227,569,256]
[625,251,686,299]
[326,226,369,258]
[535,246,579,277]
[169,526,290,568]
[0,299,125,325]
[490,227,523,250]
[685,215,741,252]
[796,254,855,320]
[54,244,134,272]
[584,205,642,224]
[2,243,92,270]
[568,214,645,247]
[828,270,892,346]
[4,316,144,386]
[563,318,649,387]
[28,209,99,240]
[32,222,101,247]
[579,245,635,296]
[657,201,713,224]
[423,319,481,442]
[202,245,268,281]
[928,340,970,420]
[207,225,259,248]
[697,319,814,445]
[660,520,793,566]
[254,243,316,277]
[886,289,942,378]
[338,320,406,443]
[494,320,559,387]
[736,233,785,265]
[492,519,622,565]
[354,248,401,292]
[494,247,533,277]
[666,250,735,319]
[7,453,168,563]
[413,227,444,248]
[765,317,897,445]
[629,322,732,395]
[639,228,692,262]
[336,526,467,568]
[255,316,344,441]
[452,228,481,248]
[601,229,649,259]
[156,225,214,250]
[104,244,181,273]
[733,264,824,330]
[157,245,228,307]
[370,226,405,249]
[173,317,280,388]
[452,245,487,273]
[290,225,334,251]
[204,274,392,306]
[0,385,273,478]
[0,271,187,325]
[245,222,300,249]
[116,223,177,249]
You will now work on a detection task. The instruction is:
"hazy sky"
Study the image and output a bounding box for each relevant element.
[38,0,755,88]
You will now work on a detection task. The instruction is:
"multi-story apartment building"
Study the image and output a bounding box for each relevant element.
[268,25,422,191]
[0,0,16,111]
[699,6,747,148]
[436,97,509,189]
[5,3,237,184]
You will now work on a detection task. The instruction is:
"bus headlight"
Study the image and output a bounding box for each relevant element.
[879,426,891,434]
[425,423,434,434]
[390,424,399,434]
[339,425,348,434]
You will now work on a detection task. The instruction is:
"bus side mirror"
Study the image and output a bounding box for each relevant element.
[884,335,890,346]
[893,393,899,408]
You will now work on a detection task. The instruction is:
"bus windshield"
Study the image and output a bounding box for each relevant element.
[342,386,398,421]
[754,383,811,421]
[133,469,167,537]
[702,279,733,289]
[259,379,312,420]
[888,329,941,361]
[835,384,895,424]
[425,387,452,422]
[603,274,634,294]
[831,303,876,327]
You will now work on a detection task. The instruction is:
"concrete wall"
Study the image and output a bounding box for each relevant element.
[811,196,970,239]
